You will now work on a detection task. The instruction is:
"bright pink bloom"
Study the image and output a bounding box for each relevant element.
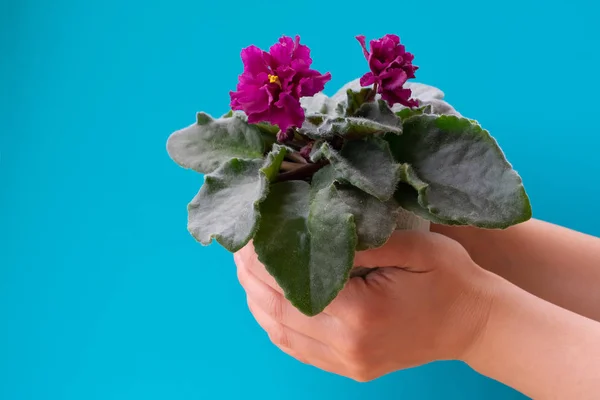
[230,36,332,133]
[356,34,419,108]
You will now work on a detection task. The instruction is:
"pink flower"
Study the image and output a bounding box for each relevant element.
[230,36,332,133]
[356,34,419,108]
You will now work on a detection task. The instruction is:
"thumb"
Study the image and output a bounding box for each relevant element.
[354,230,461,272]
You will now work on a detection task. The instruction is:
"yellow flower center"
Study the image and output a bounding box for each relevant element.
[268,74,281,86]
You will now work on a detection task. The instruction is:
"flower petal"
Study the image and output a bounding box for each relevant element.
[355,35,370,59]
[298,71,332,97]
[230,85,271,115]
[380,87,417,108]
[291,35,312,70]
[359,72,376,87]
[380,68,408,90]
[259,92,304,132]
[240,45,270,76]
[356,34,418,108]
[269,36,295,69]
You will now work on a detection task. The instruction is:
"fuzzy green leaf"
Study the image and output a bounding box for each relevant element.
[423,99,460,116]
[387,115,531,228]
[312,166,397,250]
[340,88,375,116]
[331,79,445,106]
[313,137,400,201]
[166,113,264,174]
[355,100,403,131]
[187,145,287,252]
[395,99,459,118]
[396,104,432,120]
[394,182,458,225]
[338,186,397,249]
[331,78,460,116]
[301,93,339,116]
[300,115,402,140]
[253,180,357,316]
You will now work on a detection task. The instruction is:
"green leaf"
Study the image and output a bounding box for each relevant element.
[423,99,460,116]
[404,82,445,101]
[310,163,338,197]
[339,88,375,116]
[300,93,339,116]
[355,100,403,131]
[331,79,444,105]
[395,99,459,118]
[253,180,357,316]
[253,121,280,135]
[167,113,265,174]
[338,186,397,249]
[387,115,531,228]
[395,104,432,120]
[312,166,397,250]
[313,137,400,201]
[300,115,402,140]
[187,145,287,252]
[394,182,458,225]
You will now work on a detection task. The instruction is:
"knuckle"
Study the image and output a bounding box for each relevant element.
[338,335,369,364]
[344,304,375,331]
[268,322,292,348]
[264,292,285,321]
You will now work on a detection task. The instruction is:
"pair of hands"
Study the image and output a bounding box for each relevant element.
[234,230,495,381]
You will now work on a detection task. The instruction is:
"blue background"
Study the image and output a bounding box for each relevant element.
[1,0,598,398]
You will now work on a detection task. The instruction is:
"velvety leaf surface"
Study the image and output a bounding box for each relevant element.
[300,116,402,140]
[396,104,432,120]
[394,182,458,225]
[253,180,357,316]
[312,166,397,250]
[388,115,531,228]
[300,92,339,116]
[166,113,264,174]
[331,78,459,116]
[187,145,286,252]
[313,137,400,201]
[393,98,460,117]
[422,98,460,116]
[331,78,445,105]
[341,88,375,116]
[355,100,403,130]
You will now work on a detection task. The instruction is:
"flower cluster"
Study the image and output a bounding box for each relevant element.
[229,34,418,138]
[229,36,331,133]
[356,34,419,108]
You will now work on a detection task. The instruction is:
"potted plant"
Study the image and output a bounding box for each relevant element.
[166,34,531,316]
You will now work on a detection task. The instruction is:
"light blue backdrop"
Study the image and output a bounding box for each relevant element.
[1,0,598,398]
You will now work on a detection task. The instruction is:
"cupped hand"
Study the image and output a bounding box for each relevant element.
[234,230,496,381]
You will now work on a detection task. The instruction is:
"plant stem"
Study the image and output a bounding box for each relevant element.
[285,152,308,164]
[366,83,378,102]
[280,161,305,172]
[276,160,329,182]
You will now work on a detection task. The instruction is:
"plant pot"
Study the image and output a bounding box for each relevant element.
[350,207,430,278]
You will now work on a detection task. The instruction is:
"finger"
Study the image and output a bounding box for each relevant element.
[234,243,284,294]
[237,261,338,333]
[247,298,341,370]
[235,242,360,319]
[354,230,460,272]
[248,300,346,377]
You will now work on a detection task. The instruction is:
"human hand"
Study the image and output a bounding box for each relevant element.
[234,230,496,381]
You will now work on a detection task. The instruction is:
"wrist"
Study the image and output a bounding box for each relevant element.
[450,268,506,363]
[461,271,600,399]
[459,271,513,366]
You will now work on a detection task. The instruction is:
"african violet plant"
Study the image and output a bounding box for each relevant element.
[166,34,532,316]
